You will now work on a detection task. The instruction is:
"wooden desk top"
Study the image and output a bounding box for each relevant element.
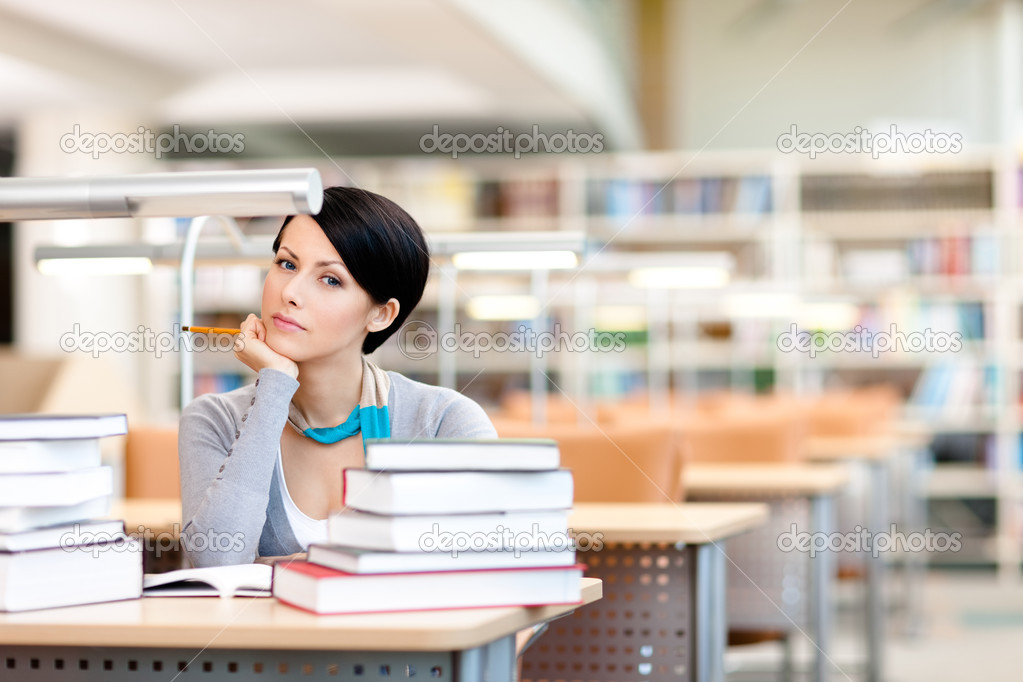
[106,498,181,538]
[569,502,768,544]
[0,578,600,651]
[683,463,850,497]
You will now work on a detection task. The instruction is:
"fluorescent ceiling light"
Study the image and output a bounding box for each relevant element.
[628,266,730,289]
[797,300,861,330]
[594,305,646,332]
[428,231,585,256]
[466,295,541,321]
[161,68,493,122]
[37,257,153,276]
[0,168,322,221]
[453,250,578,271]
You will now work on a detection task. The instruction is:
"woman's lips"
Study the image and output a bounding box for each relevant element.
[272,314,305,332]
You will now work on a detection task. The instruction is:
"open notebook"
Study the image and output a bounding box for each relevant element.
[143,564,273,598]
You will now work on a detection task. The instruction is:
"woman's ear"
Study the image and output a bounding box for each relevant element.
[367,298,400,333]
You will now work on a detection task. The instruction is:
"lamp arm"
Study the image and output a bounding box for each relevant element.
[180,215,244,411]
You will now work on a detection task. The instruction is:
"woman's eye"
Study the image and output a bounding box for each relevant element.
[324,276,341,287]
[275,258,296,271]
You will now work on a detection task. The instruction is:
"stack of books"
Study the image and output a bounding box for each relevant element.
[272,438,584,615]
[0,414,143,612]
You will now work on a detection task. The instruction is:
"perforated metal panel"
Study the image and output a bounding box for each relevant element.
[521,542,692,682]
[0,646,453,681]
[687,494,812,632]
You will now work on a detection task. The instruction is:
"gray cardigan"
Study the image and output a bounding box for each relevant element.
[178,367,497,567]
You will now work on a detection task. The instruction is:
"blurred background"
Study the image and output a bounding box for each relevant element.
[2,1,1022,679]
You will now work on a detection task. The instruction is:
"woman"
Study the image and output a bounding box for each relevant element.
[178,186,497,568]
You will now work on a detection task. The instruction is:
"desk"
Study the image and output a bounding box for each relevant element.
[520,502,768,682]
[683,463,850,682]
[0,578,600,681]
[806,431,924,682]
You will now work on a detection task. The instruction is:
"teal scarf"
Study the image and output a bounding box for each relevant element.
[285,356,391,444]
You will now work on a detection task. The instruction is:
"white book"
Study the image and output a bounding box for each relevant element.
[0,466,112,507]
[363,438,560,471]
[343,469,573,515]
[308,543,577,574]
[0,519,124,552]
[273,561,583,615]
[143,564,273,599]
[0,439,102,473]
[0,495,111,533]
[0,535,142,612]
[328,509,571,552]
[0,414,127,441]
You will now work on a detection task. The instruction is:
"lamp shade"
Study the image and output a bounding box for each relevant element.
[0,168,323,220]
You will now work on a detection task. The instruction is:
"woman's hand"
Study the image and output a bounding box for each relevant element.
[254,552,307,566]
[234,314,299,380]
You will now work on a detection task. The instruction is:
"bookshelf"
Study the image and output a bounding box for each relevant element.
[151,148,1021,573]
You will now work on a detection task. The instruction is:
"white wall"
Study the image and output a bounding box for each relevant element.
[668,0,1003,150]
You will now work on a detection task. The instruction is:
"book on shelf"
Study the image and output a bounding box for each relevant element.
[342,469,573,515]
[362,438,560,471]
[0,495,111,533]
[143,563,273,599]
[307,543,577,575]
[272,561,584,615]
[0,466,112,507]
[327,509,571,552]
[0,438,102,473]
[0,519,123,552]
[0,536,142,612]
[0,413,127,441]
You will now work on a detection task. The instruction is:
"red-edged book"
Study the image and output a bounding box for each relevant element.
[272,560,584,615]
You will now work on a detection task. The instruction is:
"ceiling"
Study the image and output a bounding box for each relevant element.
[0,0,642,156]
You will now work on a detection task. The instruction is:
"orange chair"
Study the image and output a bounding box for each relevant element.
[124,426,180,499]
[491,417,685,502]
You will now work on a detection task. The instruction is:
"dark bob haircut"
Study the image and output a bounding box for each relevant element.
[273,186,430,355]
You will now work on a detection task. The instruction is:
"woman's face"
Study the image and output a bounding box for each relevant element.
[261,215,389,363]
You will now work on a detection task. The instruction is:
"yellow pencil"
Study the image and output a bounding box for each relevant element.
[181,326,242,335]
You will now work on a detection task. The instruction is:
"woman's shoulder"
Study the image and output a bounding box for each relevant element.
[385,370,496,438]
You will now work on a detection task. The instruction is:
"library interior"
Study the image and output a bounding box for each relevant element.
[1,1,1022,681]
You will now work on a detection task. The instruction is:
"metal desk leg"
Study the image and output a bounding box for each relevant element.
[866,460,888,682]
[810,493,835,682]
[693,541,727,682]
[454,634,515,682]
[901,447,926,638]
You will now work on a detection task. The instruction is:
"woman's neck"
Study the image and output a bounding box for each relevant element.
[290,351,364,428]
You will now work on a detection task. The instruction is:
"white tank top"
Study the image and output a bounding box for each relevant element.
[275,448,329,549]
